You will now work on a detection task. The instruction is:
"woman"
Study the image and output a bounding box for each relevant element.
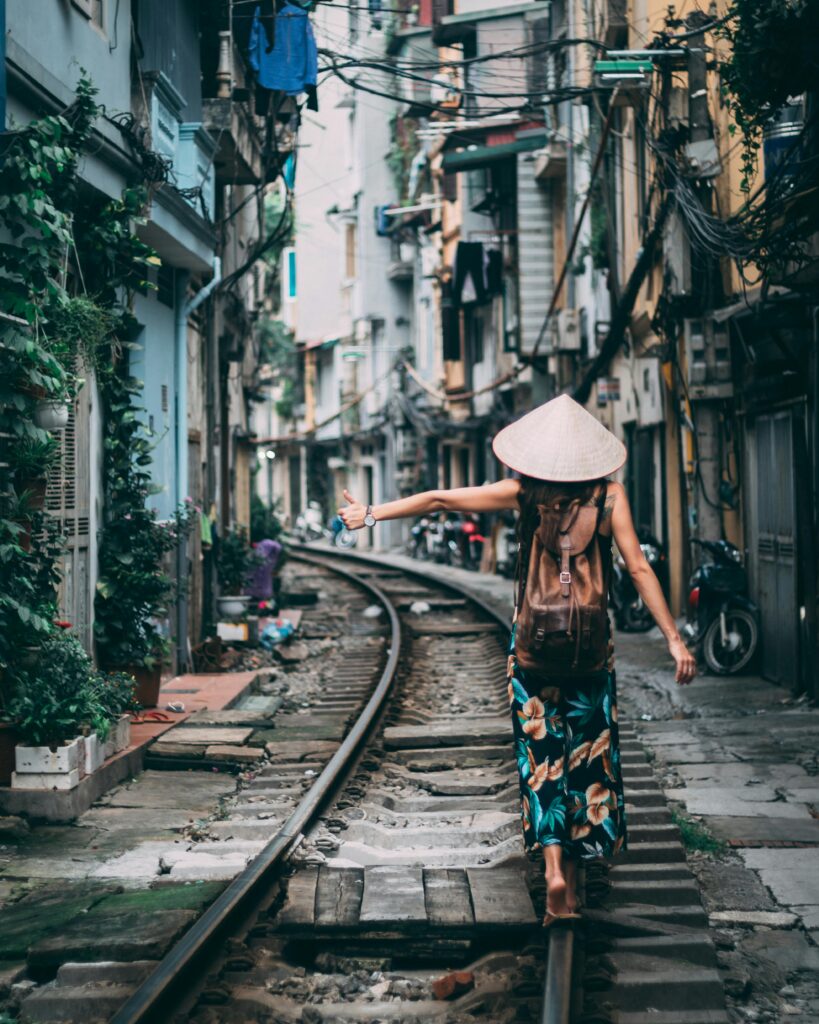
[338,394,696,924]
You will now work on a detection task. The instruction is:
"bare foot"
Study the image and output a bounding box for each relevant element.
[546,871,571,916]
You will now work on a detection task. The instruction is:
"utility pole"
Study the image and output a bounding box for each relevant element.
[686,12,723,541]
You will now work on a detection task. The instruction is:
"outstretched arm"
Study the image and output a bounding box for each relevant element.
[338,478,521,529]
[609,482,696,685]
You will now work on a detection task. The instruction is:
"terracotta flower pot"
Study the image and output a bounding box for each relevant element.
[114,665,162,709]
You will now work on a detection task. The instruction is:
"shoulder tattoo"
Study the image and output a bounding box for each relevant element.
[601,494,617,521]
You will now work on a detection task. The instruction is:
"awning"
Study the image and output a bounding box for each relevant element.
[442,132,548,173]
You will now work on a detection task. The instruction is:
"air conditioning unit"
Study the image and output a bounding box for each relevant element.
[553,308,581,351]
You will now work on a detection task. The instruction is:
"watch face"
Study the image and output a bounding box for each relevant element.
[364,514,376,527]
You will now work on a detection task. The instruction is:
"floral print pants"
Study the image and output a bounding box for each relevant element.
[508,629,628,861]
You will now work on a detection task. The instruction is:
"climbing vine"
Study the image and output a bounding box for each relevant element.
[0,75,193,692]
[720,0,819,191]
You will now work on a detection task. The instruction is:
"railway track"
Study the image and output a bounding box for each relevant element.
[34,547,726,1024]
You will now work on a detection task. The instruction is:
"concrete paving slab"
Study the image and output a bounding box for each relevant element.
[708,910,799,929]
[100,771,235,810]
[787,905,819,930]
[162,727,254,745]
[674,764,811,787]
[90,841,185,881]
[0,883,118,960]
[27,908,197,974]
[739,930,819,973]
[705,816,819,843]
[666,788,812,818]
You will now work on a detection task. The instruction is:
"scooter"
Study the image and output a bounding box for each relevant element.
[460,514,486,570]
[407,517,431,560]
[682,538,760,675]
[294,501,325,543]
[330,514,357,550]
[495,512,519,579]
[611,530,668,632]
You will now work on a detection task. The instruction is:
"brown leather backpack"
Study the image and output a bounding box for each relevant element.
[515,485,611,676]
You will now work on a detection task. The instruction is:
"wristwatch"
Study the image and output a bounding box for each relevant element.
[364,504,376,528]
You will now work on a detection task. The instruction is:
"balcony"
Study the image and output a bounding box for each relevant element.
[387,239,415,282]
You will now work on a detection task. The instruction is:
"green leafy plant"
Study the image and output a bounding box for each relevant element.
[7,436,60,479]
[250,494,285,544]
[44,296,117,371]
[720,0,819,191]
[93,671,140,719]
[8,633,105,748]
[94,494,196,670]
[217,527,255,594]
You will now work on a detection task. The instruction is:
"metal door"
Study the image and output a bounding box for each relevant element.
[46,386,92,652]
[754,411,798,686]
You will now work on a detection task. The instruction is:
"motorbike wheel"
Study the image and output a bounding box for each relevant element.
[621,601,655,633]
[334,529,357,550]
[703,609,758,675]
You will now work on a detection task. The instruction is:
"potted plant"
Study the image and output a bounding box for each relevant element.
[94,671,139,757]
[7,633,105,791]
[217,527,256,619]
[8,437,60,511]
[95,500,196,706]
[33,395,71,431]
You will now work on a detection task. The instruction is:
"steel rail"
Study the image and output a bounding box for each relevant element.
[110,553,401,1024]
[293,544,576,1024]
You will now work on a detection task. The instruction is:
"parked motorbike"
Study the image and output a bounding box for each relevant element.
[682,538,760,675]
[425,514,463,567]
[330,514,357,550]
[494,512,519,579]
[294,501,325,543]
[460,514,486,570]
[611,530,668,632]
[295,503,357,549]
[407,517,432,560]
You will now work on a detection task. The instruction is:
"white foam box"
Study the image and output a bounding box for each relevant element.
[11,769,81,790]
[217,622,250,642]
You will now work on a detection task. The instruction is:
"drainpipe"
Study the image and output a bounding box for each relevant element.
[174,256,222,670]
[0,0,6,131]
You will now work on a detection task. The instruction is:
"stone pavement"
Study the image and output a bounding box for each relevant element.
[365,548,819,1023]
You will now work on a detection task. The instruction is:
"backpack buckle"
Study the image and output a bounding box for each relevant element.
[559,571,572,585]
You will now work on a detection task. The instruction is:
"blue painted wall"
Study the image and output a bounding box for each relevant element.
[132,290,177,521]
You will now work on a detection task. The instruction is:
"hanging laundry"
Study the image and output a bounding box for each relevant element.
[486,248,503,296]
[441,280,461,361]
[452,241,488,308]
[248,3,318,98]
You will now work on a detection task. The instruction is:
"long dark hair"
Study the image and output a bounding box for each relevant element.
[516,475,607,549]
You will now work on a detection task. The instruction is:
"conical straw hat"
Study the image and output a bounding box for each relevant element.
[492,394,626,482]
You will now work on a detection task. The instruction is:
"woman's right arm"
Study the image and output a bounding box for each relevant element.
[338,478,521,530]
[609,482,696,685]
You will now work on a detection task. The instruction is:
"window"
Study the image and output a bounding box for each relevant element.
[72,0,104,29]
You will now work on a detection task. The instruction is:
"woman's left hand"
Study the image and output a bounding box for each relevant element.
[338,489,367,530]
[668,637,697,685]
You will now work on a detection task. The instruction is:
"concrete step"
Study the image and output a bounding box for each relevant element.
[625,805,672,825]
[609,863,692,883]
[617,842,686,864]
[609,934,717,968]
[604,878,703,907]
[606,961,724,1013]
